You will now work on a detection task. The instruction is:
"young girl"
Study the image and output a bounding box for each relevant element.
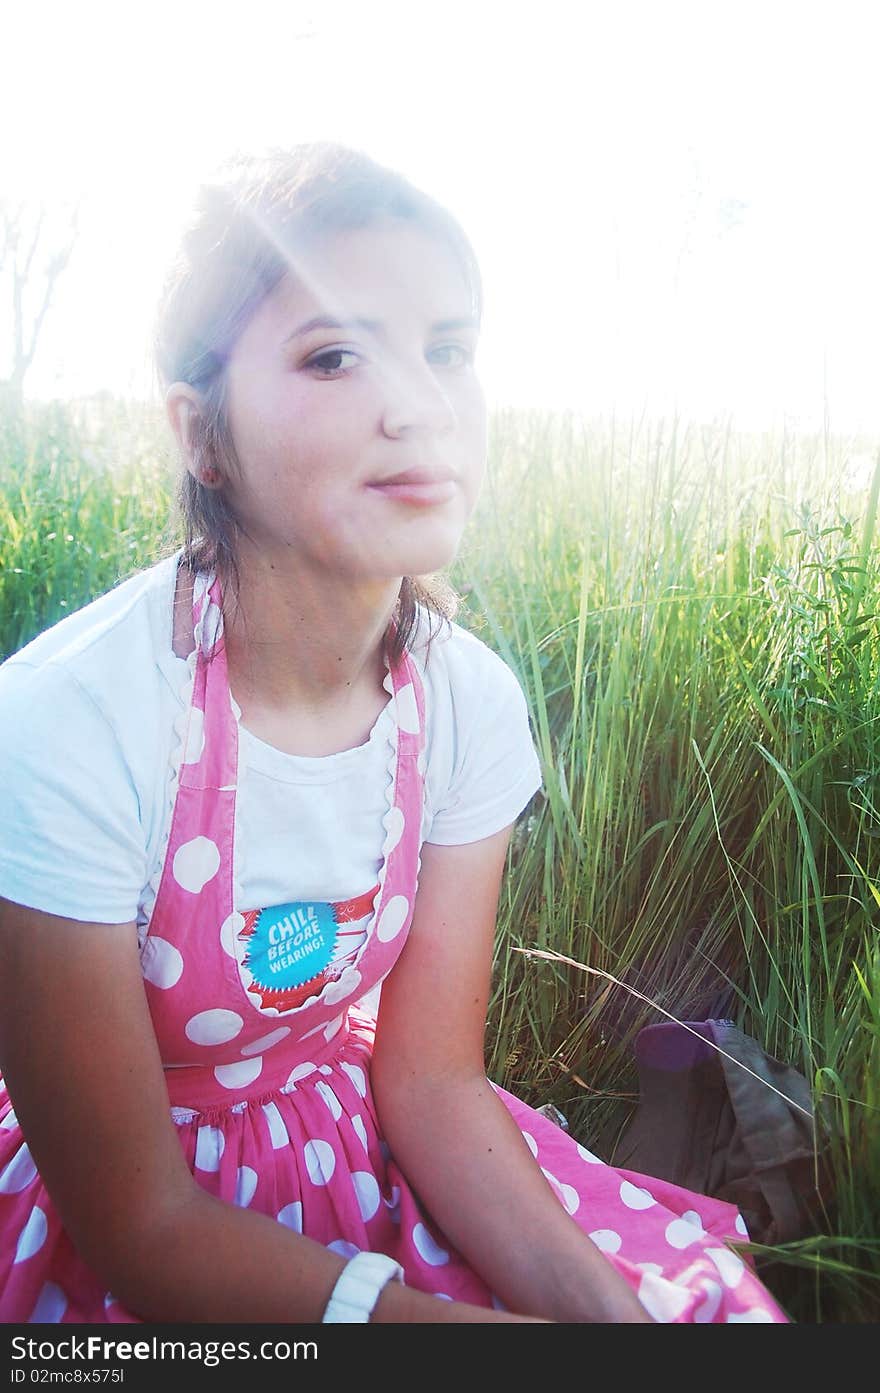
[0,144,788,1325]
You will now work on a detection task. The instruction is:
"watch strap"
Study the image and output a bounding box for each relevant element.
[322,1250,405,1323]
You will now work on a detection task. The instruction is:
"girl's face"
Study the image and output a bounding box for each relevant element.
[219,217,487,586]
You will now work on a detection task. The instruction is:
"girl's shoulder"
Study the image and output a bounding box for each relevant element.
[3,553,179,670]
[0,552,185,730]
[409,607,542,844]
[409,604,529,710]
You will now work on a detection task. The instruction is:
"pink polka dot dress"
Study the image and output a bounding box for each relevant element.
[0,576,789,1323]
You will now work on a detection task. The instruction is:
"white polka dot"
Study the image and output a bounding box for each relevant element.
[277,1202,303,1232]
[694,1279,722,1322]
[734,1213,749,1237]
[435,1292,453,1301]
[316,1081,343,1121]
[141,936,184,989]
[637,1263,664,1276]
[262,1102,290,1149]
[352,1171,381,1222]
[541,1167,579,1215]
[412,1223,449,1266]
[558,1182,579,1215]
[394,682,420,734]
[522,1130,538,1158]
[323,968,362,1005]
[0,1144,37,1193]
[285,1062,317,1087]
[706,1247,745,1288]
[304,1139,336,1185]
[589,1229,623,1254]
[577,1143,602,1163]
[170,1107,198,1124]
[300,1020,328,1041]
[14,1207,47,1263]
[318,1065,333,1075]
[340,1062,367,1098]
[172,835,221,894]
[637,1270,691,1322]
[383,806,405,854]
[182,707,205,764]
[240,1027,291,1057]
[220,911,245,957]
[351,1115,369,1150]
[214,1057,262,1089]
[328,1239,360,1260]
[185,1009,244,1046]
[377,895,409,942]
[1,1110,18,1129]
[234,1166,258,1207]
[103,1292,116,1311]
[199,601,224,650]
[194,1125,225,1171]
[29,1282,67,1322]
[726,1307,775,1322]
[665,1214,706,1249]
[620,1179,657,1210]
[324,1014,344,1042]
[385,1184,401,1218]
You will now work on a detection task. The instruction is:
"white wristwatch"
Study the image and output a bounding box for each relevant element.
[322,1251,405,1323]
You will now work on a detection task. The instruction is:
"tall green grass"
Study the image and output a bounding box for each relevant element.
[454,408,880,1322]
[0,396,172,659]
[1,396,878,1321]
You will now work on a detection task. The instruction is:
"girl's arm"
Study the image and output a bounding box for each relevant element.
[0,898,543,1323]
[370,827,652,1324]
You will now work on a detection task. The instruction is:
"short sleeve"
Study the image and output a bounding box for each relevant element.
[425,646,543,846]
[0,660,147,923]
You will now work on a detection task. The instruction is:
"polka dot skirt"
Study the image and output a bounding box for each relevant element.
[0,577,789,1323]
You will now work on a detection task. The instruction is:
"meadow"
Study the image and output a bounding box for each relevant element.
[1,394,878,1323]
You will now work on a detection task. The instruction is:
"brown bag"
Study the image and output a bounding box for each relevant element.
[612,1018,830,1246]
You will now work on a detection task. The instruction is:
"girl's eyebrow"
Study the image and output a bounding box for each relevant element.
[284,314,479,342]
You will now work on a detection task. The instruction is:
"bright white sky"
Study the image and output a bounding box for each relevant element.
[3,0,880,431]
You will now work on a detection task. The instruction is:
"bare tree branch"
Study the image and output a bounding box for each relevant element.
[21,209,45,282]
[1,200,79,398]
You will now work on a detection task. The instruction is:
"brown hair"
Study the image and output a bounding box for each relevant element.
[154,142,484,664]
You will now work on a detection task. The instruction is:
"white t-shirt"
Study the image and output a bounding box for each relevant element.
[0,555,543,954]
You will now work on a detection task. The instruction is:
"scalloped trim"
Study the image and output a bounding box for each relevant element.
[138,612,203,949]
[139,571,420,1019]
[373,652,402,936]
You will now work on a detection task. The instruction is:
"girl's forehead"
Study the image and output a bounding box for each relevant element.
[268,219,474,325]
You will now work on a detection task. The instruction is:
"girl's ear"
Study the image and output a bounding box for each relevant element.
[166,384,221,488]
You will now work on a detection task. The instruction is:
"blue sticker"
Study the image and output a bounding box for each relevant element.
[244,901,337,992]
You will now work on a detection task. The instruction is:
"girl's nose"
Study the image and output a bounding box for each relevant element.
[380,358,457,439]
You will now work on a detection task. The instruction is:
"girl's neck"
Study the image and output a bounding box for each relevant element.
[214,549,400,717]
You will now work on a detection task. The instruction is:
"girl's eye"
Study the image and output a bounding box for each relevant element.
[306,348,360,375]
[429,343,474,369]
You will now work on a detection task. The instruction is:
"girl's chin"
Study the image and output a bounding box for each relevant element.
[359,523,467,581]
[242,514,467,583]
[386,541,463,579]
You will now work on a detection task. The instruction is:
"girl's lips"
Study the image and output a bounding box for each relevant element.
[367,473,457,506]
